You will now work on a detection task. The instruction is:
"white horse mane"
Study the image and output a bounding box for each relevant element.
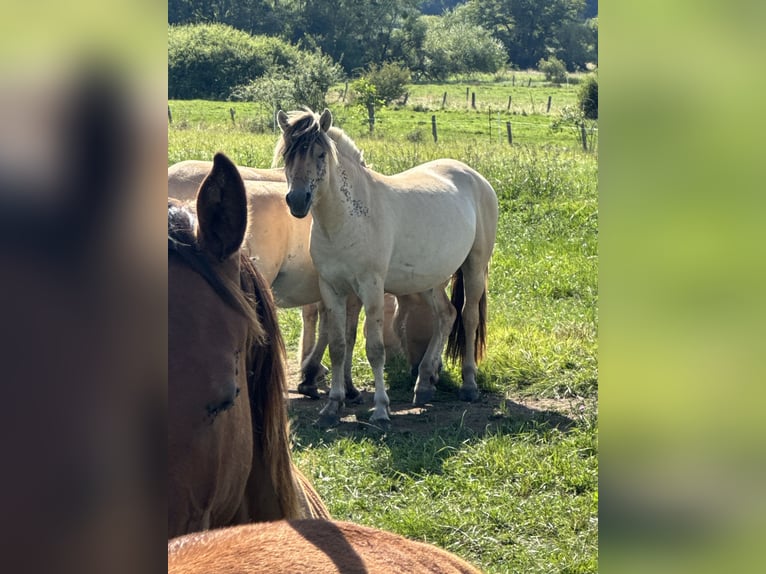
[327,126,366,168]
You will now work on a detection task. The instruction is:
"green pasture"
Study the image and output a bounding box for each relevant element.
[168,80,598,573]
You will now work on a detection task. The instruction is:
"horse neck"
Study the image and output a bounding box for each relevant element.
[312,154,369,238]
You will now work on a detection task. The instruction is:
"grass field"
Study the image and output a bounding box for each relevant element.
[169,77,598,573]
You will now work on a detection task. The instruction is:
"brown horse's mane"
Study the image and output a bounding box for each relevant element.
[168,200,300,519]
[273,108,366,170]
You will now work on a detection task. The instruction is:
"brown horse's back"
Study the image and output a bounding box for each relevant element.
[168,519,483,574]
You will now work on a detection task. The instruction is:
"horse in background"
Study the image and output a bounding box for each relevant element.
[168,153,329,538]
[275,108,498,429]
[168,519,484,574]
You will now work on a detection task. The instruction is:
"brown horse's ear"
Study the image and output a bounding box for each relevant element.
[276,110,289,133]
[196,153,247,261]
[319,108,332,132]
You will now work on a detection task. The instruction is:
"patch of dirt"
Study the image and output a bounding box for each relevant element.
[285,357,595,438]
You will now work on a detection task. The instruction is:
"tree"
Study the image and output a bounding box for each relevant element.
[282,0,420,74]
[464,0,587,70]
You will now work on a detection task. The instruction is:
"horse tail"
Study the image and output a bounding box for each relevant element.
[241,255,300,520]
[446,270,465,364]
[476,266,488,362]
[446,266,488,365]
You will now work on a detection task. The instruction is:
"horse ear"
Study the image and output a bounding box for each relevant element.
[196,153,248,261]
[319,108,333,132]
[276,110,289,132]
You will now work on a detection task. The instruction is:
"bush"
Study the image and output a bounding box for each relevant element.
[421,14,507,81]
[538,56,568,85]
[363,62,411,105]
[168,24,300,99]
[232,49,343,111]
[578,74,598,119]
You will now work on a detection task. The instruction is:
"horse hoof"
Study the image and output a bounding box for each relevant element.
[458,387,479,402]
[316,413,340,429]
[345,387,363,404]
[297,382,321,400]
[413,389,434,406]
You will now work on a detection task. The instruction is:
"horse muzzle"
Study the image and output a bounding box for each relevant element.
[285,189,312,218]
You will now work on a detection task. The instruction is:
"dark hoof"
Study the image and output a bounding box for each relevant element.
[413,389,434,406]
[297,382,321,400]
[316,412,340,429]
[345,387,363,404]
[459,387,479,402]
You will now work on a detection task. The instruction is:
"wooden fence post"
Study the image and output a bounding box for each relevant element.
[229,108,236,124]
[507,95,512,111]
[167,105,172,124]
[488,108,492,142]
[506,121,512,145]
[512,74,515,87]
[403,92,409,105]
[442,91,447,108]
[342,82,348,102]
[466,87,469,104]
[528,77,532,87]
[471,92,476,109]
[431,115,437,143]
[546,95,552,113]
[580,122,588,151]
[367,103,375,134]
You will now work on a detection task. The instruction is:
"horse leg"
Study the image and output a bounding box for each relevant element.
[297,303,328,399]
[344,294,363,403]
[356,281,389,429]
[456,264,488,402]
[413,288,455,406]
[317,283,348,428]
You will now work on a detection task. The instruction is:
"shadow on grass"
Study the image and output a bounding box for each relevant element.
[288,360,583,477]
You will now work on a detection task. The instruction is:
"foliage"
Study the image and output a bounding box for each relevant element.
[578,74,598,119]
[420,11,507,80]
[538,55,568,85]
[360,62,411,105]
[351,78,384,111]
[282,0,421,74]
[168,0,284,37]
[463,0,591,70]
[168,24,300,99]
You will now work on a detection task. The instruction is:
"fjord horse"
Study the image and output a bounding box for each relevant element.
[169,160,428,400]
[168,520,484,573]
[168,153,329,538]
[275,108,498,428]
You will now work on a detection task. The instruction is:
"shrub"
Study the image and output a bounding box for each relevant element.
[538,56,568,85]
[168,24,300,100]
[363,62,411,105]
[232,49,343,112]
[578,74,598,119]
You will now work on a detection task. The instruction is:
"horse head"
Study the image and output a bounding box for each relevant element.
[276,108,334,218]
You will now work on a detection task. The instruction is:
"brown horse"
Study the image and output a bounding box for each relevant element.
[168,153,329,538]
[168,520,484,573]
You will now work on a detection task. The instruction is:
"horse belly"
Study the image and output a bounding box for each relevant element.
[385,225,474,295]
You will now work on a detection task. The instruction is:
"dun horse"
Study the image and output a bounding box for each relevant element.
[275,108,498,428]
[168,520,484,573]
[168,153,329,538]
[169,160,429,399]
